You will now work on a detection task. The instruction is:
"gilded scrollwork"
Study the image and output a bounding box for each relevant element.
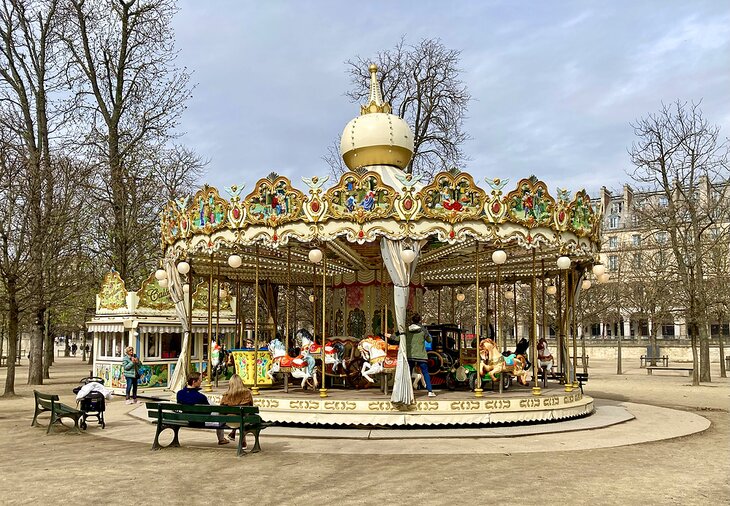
[98,270,127,310]
[243,176,305,227]
[505,176,555,228]
[137,273,174,310]
[325,171,395,224]
[420,172,486,224]
[189,185,229,234]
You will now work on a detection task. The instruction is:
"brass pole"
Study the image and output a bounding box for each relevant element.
[563,269,573,392]
[437,288,441,324]
[451,286,455,324]
[474,242,483,397]
[286,246,291,352]
[187,267,194,374]
[513,280,518,346]
[572,270,579,389]
[214,263,221,388]
[531,249,541,396]
[320,248,328,398]
[234,280,240,348]
[203,254,214,393]
[541,259,546,343]
[252,245,260,395]
[497,263,503,395]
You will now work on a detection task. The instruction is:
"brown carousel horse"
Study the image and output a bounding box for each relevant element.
[478,338,529,385]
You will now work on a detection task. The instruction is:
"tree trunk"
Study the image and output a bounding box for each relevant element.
[616,318,623,375]
[719,320,726,379]
[690,322,700,386]
[3,282,20,397]
[43,310,52,379]
[699,321,711,382]
[27,309,45,385]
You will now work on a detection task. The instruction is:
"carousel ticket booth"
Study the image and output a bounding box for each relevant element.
[88,270,240,395]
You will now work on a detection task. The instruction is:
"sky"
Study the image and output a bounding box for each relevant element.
[171,0,730,198]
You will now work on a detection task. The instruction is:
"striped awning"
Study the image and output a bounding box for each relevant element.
[86,322,125,332]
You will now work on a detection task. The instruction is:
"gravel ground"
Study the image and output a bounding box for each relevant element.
[0,356,728,505]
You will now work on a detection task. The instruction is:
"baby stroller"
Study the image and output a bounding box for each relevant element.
[73,376,107,430]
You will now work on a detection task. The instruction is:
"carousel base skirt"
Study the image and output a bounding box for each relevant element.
[206,387,594,427]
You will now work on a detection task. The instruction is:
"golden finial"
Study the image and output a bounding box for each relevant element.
[360,63,392,115]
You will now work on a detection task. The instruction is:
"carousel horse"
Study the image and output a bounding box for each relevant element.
[537,337,554,376]
[295,329,347,373]
[479,338,529,385]
[506,337,531,370]
[267,335,318,390]
[357,336,389,383]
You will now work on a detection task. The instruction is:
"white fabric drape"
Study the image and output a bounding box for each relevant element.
[380,239,423,405]
[165,260,191,393]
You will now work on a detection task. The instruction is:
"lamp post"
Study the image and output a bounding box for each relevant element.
[203,254,214,393]
[531,249,541,396]
[309,246,327,398]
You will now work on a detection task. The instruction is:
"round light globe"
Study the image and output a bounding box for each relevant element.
[592,264,606,277]
[557,256,571,270]
[400,248,416,264]
[308,248,323,264]
[546,285,557,295]
[581,279,592,290]
[598,273,610,284]
[155,268,167,281]
[158,278,168,288]
[504,289,515,300]
[228,254,242,269]
[456,292,466,302]
[308,294,315,303]
[492,249,507,265]
[177,261,190,275]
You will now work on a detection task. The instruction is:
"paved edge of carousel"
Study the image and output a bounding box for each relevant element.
[128,386,598,429]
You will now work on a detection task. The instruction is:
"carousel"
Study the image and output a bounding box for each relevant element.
[150,65,603,426]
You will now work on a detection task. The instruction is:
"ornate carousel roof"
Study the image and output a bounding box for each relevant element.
[159,66,602,286]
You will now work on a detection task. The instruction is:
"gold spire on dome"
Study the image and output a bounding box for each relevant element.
[360,64,392,115]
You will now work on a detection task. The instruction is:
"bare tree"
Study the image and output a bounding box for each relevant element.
[629,101,730,385]
[337,37,471,179]
[59,0,193,285]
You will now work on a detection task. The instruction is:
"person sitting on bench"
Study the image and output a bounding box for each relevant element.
[176,372,228,445]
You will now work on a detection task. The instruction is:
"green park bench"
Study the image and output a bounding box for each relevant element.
[31,391,83,434]
[145,402,270,457]
[646,365,693,376]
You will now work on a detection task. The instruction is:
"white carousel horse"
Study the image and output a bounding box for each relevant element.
[537,337,554,376]
[295,329,347,373]
[267,336,318,390]
[478,338,529,385]
[357,337,388,383]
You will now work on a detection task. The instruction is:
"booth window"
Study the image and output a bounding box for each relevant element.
[160,332,183,359]
[146,333,158,358]
[99,331,124,358]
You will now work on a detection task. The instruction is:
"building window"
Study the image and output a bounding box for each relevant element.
[608,236,618,248]
[609,216,620,229]
[656,231,667,244]
[609,255,618,271]
[633,252,642,269]
[632,215,640,226]
[610,202,623,214]
[632,234,641,246]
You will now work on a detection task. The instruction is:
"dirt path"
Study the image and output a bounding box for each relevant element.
[1,357,728,505]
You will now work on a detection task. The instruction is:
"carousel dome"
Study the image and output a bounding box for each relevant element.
[340,64,414,171]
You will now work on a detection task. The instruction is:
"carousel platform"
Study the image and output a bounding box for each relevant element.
[197,384,593,427]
